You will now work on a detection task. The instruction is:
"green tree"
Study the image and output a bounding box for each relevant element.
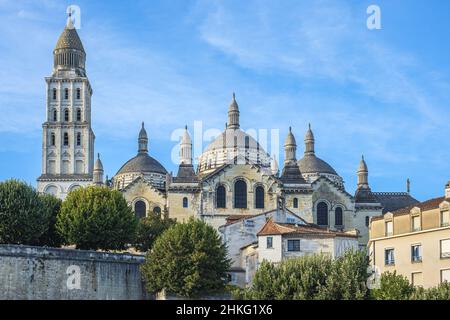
[0,179,48,245]
[56,186,138,250]
[141,217,231,298]
[134,214,176,252]
[238,250,369,300]
[371,271,415,300]
[410,282,450,300]
[37,193,63,247]
[320,250,369,300]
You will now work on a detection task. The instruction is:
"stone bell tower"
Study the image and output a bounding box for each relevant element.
[37,13,95,199]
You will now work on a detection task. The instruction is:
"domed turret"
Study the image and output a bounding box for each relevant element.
[180,125,192,165]
[355,155,377,203]
[270,155,279,176]
[93,153,104,185]
[227,93,240,130]
[138,122,148,153]
[357,155,369,188]
[284,127,297,163]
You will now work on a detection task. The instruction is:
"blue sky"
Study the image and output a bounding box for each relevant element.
[0,0,450,201]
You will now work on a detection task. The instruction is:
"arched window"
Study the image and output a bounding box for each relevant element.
[366,216,370,227]
[293,198,298,208]
[63,132,69,146]
[76,132,81,146]
[76,108,81,121]
[234,180,247,209]
[245,136,250,149]
[183,197,188,208]
[255,186,264,209]
[134,201,146,219]
[50,133,56,146]
[335,207,343,226]
[64,109,69,122]
[64,88,69,100]
[153,206,161,215]
[52,88,57,100]
[216,185,226,208]
[52,109,57,121]
[317,202,328,226]
[76,88,81,100]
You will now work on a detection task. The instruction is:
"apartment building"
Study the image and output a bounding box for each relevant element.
[368,182,450,288]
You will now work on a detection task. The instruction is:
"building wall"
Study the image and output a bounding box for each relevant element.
[369,227,450,288]
[258,235,358,263]
[258,235,283,262]
[121,179,166,216]
[167,189,200,222]
[0,245,149,300]
[219,210,305,269]
[200,164,279,216]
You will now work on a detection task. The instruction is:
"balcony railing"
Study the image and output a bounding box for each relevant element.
[412,256,422,263]
[441,252,450,259]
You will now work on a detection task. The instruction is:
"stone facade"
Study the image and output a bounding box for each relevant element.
[368,183,450,288]
[37,16,419,251]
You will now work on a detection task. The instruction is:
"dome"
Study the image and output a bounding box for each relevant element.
[198,128,271,175]
[116,153,167,175]
[54,17,85,52]
[203,128,264,153]
[297,155,338,175]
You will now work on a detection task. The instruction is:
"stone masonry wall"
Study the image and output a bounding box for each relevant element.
[0,244,150,300]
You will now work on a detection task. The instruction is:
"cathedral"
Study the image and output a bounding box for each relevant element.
[37,16,419,247]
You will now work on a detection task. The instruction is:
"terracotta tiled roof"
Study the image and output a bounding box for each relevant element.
[257,219,358,238]
[372,196,448,221]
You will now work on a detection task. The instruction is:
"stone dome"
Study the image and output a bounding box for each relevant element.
[113,123,167,190]
[116,153,167,175]
[197,94,271,175]
[198,128,271,175]
[297,155,338,176]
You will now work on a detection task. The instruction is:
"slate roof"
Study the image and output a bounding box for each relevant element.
[372,192,419,214]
